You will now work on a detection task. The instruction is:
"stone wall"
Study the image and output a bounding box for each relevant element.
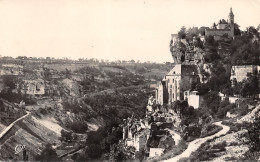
[205,29,233,37]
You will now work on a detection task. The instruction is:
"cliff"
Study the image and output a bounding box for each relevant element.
[169,38,205,65]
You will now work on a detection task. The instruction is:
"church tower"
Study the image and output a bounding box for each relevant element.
[229,7,234,37]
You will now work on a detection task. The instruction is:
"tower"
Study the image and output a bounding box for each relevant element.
[229,7,234,37]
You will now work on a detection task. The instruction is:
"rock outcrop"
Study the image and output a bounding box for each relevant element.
[170,39,205,65]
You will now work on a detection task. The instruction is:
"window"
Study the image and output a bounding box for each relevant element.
[172,79,174,83]
[170,85,172,88]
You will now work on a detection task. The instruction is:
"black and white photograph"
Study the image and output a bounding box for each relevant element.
[0,0,259,161]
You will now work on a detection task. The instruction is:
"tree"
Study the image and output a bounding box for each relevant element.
[257,24,260,31]
[246,26,258,37]
[69,121,88,133]
[234,23,241,36]
[240,75,259,98]
[35,143,61,161]
[104,143,135,162]
[60,129,73,142]
[86,144,103,159]
[247,116,260,151]
[158,136,175,152]
[241,116,260,161]
[194,37,203,48]
[2,75,16,89]
[186,27,199,41]
[203,91,221,115]
[212,23,217,29]
[178,26,187,39]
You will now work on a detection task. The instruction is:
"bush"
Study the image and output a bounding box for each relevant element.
[203,91,221,115]
[69,121,88,133]
[34,143,61,161]
[60,129,73,142]
[149,140,187,161]
[222,120,247,133]
[200,124,223,138]
[211,141,227,151]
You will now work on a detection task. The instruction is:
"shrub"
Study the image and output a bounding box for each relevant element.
[34,143,61,161]
[149,140,187,161]
[211,141,227,151]
[200,124,223,138]
[60,129,73,142]
[69,121,88,133]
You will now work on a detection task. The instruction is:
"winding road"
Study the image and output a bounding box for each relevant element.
[166,128,181,145]
[163,121,230,162]
[0,112,30,140]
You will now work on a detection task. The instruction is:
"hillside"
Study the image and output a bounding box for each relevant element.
[0,61,168,161]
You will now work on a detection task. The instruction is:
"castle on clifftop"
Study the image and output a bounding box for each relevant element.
[205,8,235,38]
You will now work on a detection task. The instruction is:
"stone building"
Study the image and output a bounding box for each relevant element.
[122,118,150,152]
[149,148,164,157]
[155,64,200,105]
[165,64,199,104]
[155,80,168,105]
[230,65,260,86]
[205,8,235,39]
[184,90,203,109]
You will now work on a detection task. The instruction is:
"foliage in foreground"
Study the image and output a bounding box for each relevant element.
[34,143,61,161]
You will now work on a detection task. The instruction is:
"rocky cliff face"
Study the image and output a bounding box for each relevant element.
[169,38,207,83]
[170,40,186,64]
[169,39,205,65]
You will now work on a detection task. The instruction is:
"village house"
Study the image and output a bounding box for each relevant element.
[122,118,150,152]
[149,80,157,89]
[122,109,175,155]
[149,148,164,157]
[184,90,203,109]
[155,79,168,105]
[230,65,260,86]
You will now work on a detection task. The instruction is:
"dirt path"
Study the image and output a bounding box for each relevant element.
[165,128,181,145]
[163,121,230,162]
[0,112,30,140]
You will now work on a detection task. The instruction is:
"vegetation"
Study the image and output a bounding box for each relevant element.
[69,121,88,133]
[148,140,187,162]
[60,130,73,142]
[200,124,223,138]
[0,89,37,105]
[34,143,61,161]
[72,124,123,161]
[246,115,260,153]
[103,142,136,162]
[179,141,227,162]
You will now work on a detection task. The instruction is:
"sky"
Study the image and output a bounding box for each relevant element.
[0,0,260,63]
